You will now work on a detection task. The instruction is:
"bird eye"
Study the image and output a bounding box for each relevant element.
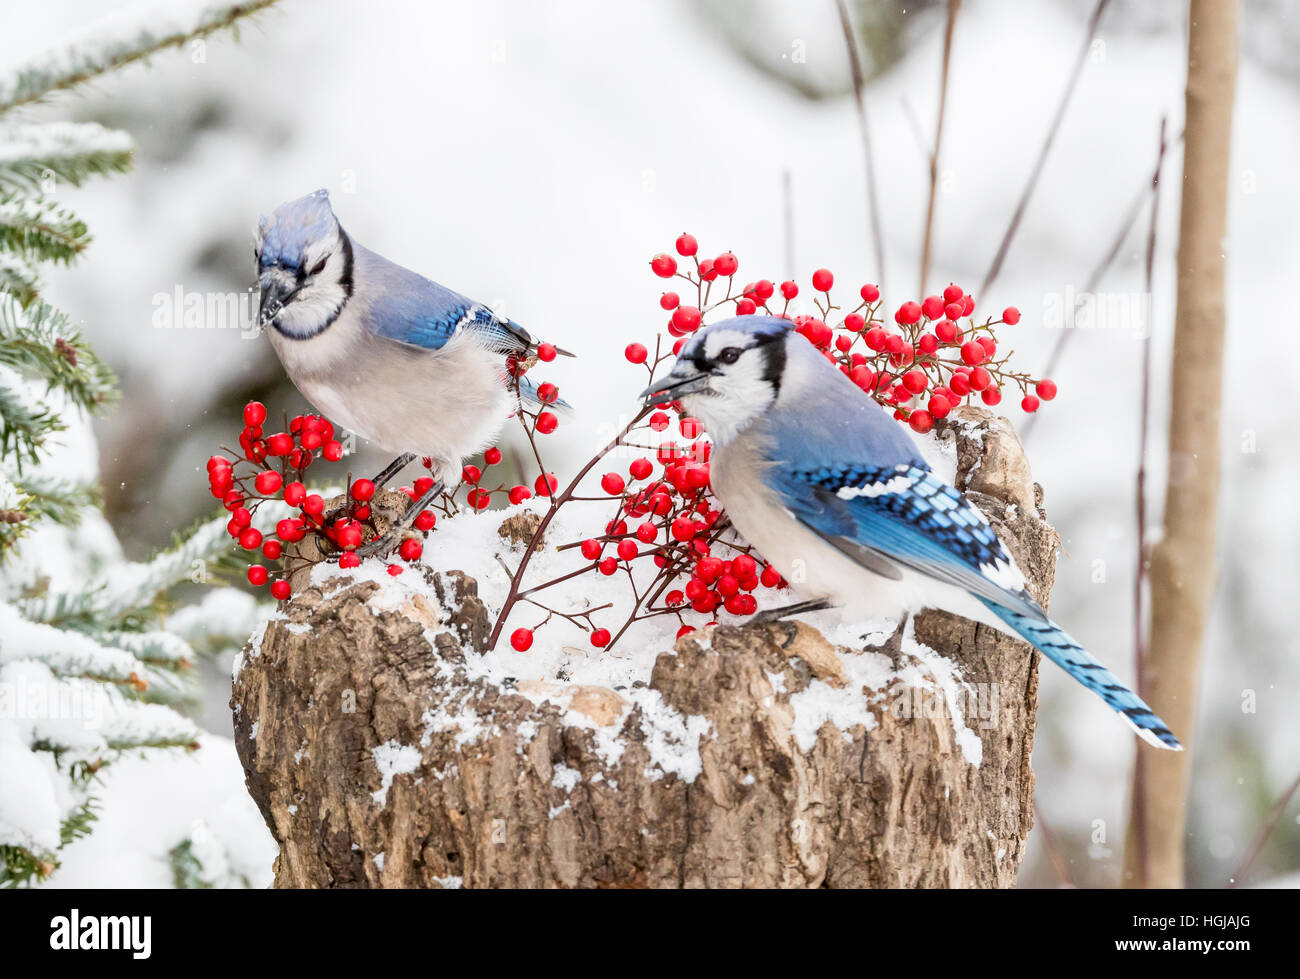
[717,347,743,365]
[309,257,327,276]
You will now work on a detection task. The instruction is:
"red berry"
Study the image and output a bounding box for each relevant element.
[399,538,423,561]
[511,628,534,652]
[601,472,626,495]
[467,488,492,510]
[675,233,698,257]
[386,564,402,577]
[909,410,934,434]
[735,298,756,315]
[590,628,611,648]
[254,470,281,495]
[649,411,671,432]
[323,440,343,461]
[760,566,781,588]
[598,557,619,576]
[671,516,696,542]
[651,253,677,278]
[1002,306,1021,325]
[581,539,603,560]
[918,333,939,355]
[243,401,267,427]
[928,394,952,419]
[961,295,975,316]
[812,268,834,292]
[534,473,558,497]
[960,341,986,367]
[338,552,360,569]
[536,382,559,405]
[276,518,305,542]
[902,369,929,394]
[239,528,262,550]
[977,336,997,358]
[896,302,922,325]
[1036,378,1057,401]
[970,366,992,391]
[659,292,679,311]
[636,522,657,543]
[671,305,702,333]
[944,302,964,321]
[1021,395,1040,413]
[247,565,268,586]
[943,283,964,304]
[625,342,648,364]
[935,319,958,343]
[698,258,716,282]
[921,295,945,320]
[270,580,291,601]
[864,327,888,351]
[860,283,880,303]
[629,457,653,480]
[350,478,376,502]
[483,447,502,466]
[780,280,799,300]
[535,412,558,434]
[265,432,293,456]
[617,539,638,561]
[714,252,738,276]
[536,342,557,362]
[462,464,481,484]
[949,372,972,397]
[982,386,1002,406]
[414,509,437,532]
[508,485,531,504]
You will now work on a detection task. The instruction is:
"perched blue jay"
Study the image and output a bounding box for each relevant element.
[641,316,1181,750]
[255,189,567,514]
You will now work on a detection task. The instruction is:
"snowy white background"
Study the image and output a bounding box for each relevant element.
[4,0,1296,886]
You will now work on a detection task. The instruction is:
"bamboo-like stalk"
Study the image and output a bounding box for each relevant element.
[1123,0,1238,889]
[835,0,888,289]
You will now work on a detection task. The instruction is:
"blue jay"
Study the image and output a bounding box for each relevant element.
[641,315,1181,750]
[255,189,567,530]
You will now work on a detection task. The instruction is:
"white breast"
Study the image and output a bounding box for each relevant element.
[267,308,510,483]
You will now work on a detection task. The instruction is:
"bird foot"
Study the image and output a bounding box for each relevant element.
[750,597,835,625]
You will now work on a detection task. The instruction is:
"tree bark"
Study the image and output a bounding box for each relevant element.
[1124,0,1237,889]
[232,408,1056,888]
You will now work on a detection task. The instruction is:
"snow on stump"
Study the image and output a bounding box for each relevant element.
[232,407,1055,888]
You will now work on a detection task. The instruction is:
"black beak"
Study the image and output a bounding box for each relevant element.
[638,367,711,407]
[258,277,302,327]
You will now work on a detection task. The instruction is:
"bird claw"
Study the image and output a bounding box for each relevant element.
[750,598,835,625]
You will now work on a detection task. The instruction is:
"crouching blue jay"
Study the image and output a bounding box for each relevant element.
[641,315,1180,750]
[255,189,568,542]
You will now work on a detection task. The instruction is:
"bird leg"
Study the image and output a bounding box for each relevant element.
[370,452,416,490]
[355,479,444,559]
[750,597,836,624]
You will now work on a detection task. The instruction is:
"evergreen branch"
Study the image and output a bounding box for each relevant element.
[0,252,40,308]
[0,367,62,466]
[0,194,90,264]
[6,468,99,527]
[0,1,283,115]
[0,122,133,192]
[0,295,119,415]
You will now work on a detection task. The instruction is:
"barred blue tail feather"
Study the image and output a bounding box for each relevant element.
[977,599,1182,750]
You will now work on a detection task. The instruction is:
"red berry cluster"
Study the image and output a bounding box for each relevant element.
[649,241,1056,435]
[206,403,438,600]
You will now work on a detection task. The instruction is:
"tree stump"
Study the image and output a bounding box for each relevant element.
[232,408,1056,888]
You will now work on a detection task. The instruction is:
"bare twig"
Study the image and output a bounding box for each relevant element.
[979,0,1112,298]
[1032,801,1077,888]
[919,0,962,296]
[1228,768,1300,888]
[1130,117,1168,889]
[835,0,887,288]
